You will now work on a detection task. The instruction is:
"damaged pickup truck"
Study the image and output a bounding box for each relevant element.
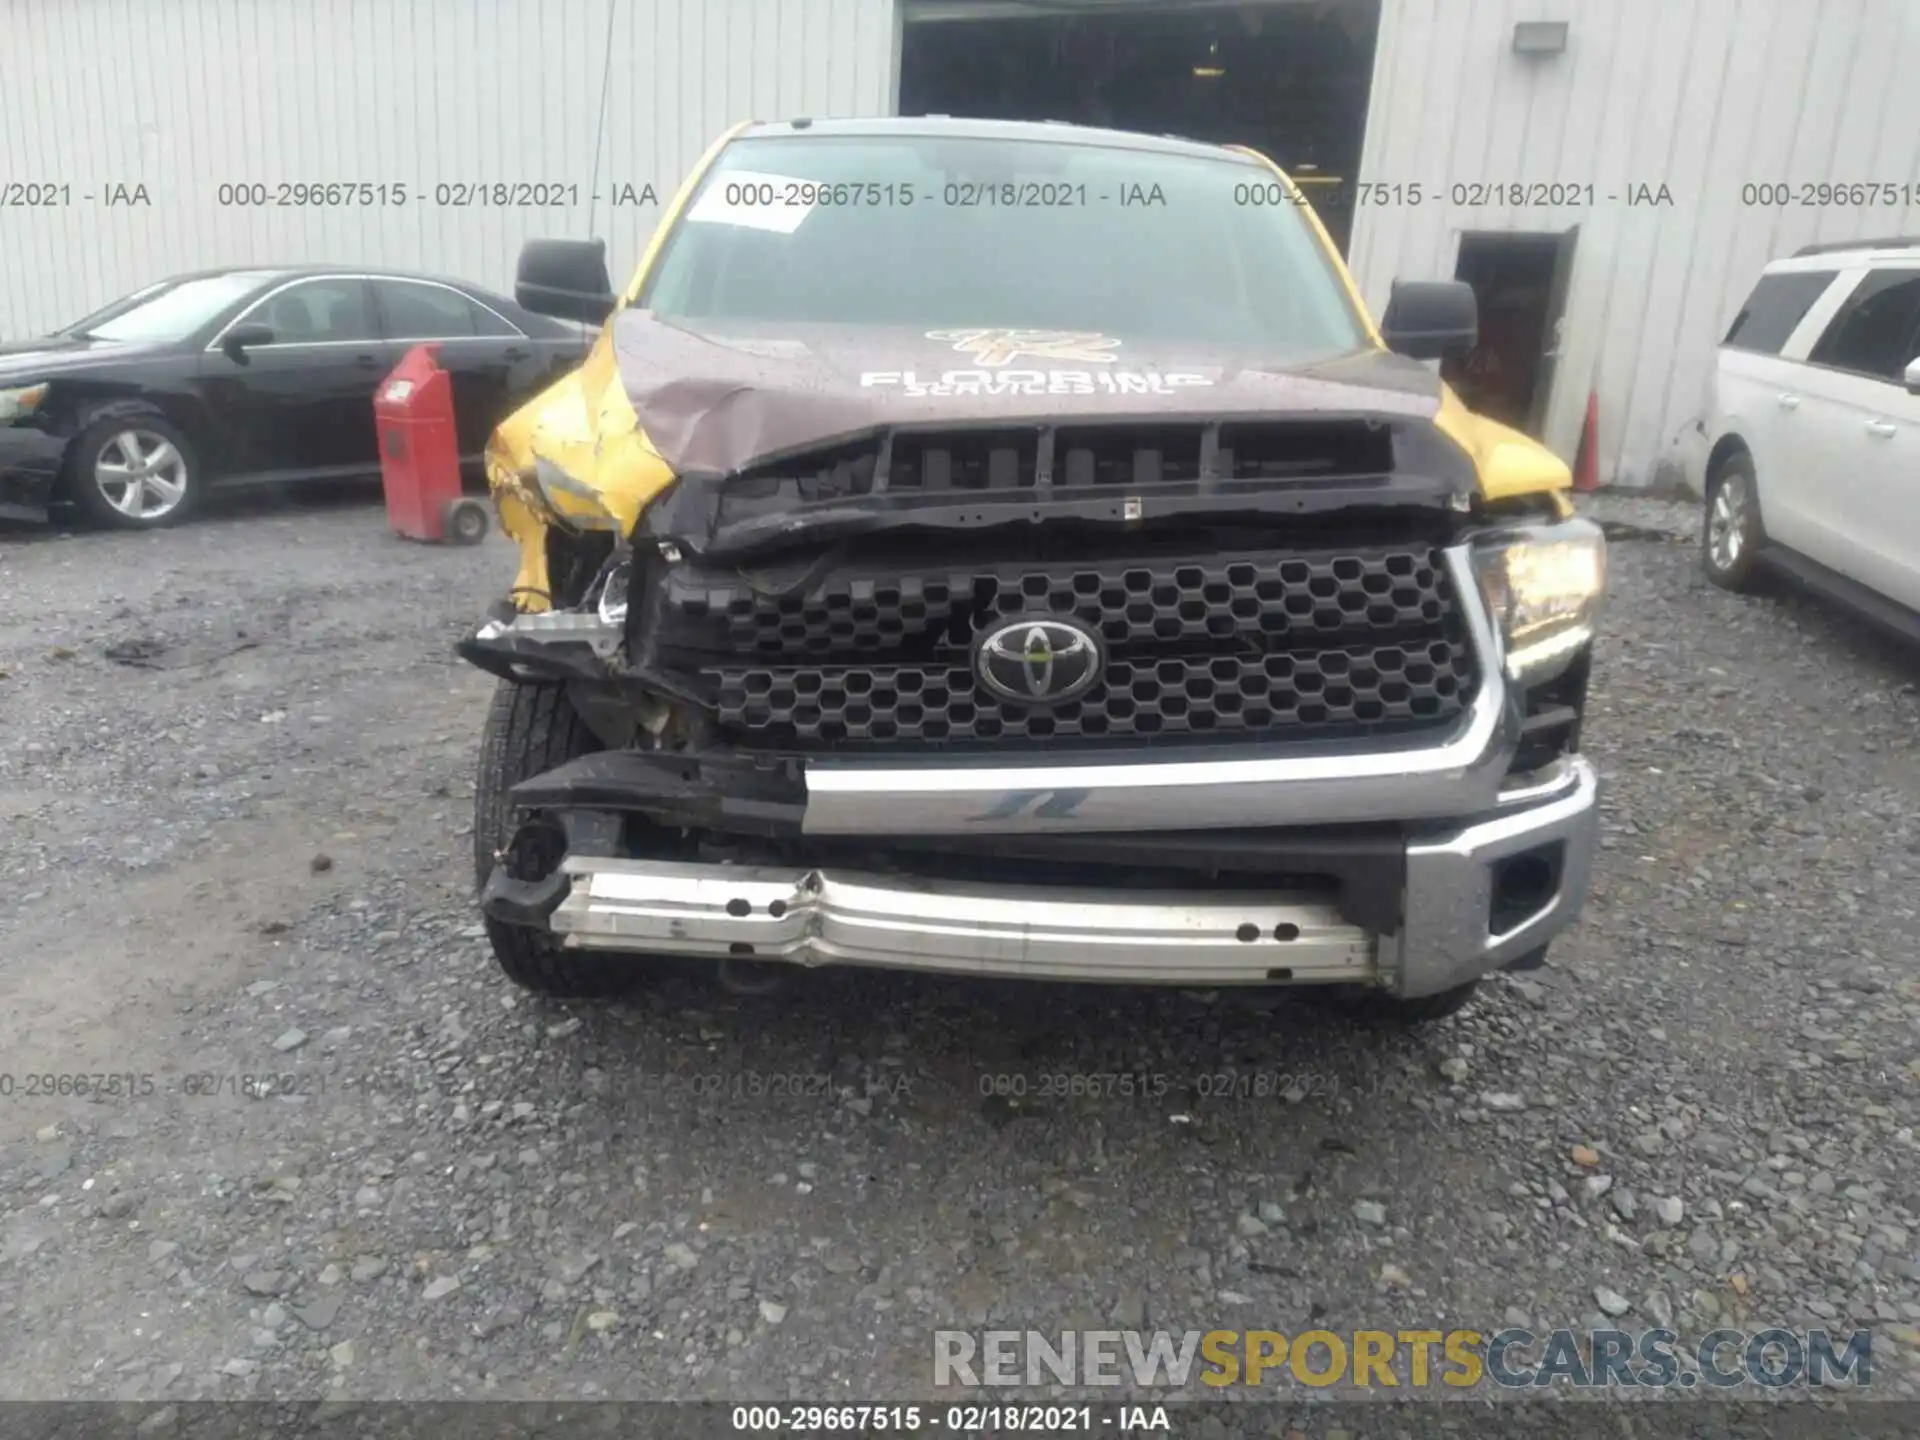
[459,116,1605,1023]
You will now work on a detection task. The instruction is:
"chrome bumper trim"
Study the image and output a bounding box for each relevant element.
[1491,755,1584,809]
[552,864,1375,985]
[802,547,1516,836]
[1390,754,1601,997]
[474,609,623,657]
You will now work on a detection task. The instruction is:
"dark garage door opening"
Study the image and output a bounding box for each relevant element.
[1444,229,1580,439]
[898,0,1382,253]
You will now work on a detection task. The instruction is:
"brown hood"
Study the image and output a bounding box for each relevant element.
[611,312,1444,479]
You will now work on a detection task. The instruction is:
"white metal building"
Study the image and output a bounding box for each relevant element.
[4,0,1918,488]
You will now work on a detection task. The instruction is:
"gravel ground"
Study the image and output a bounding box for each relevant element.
[2,487,1918,1418]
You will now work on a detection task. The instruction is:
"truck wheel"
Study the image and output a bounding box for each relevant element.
[1301,977,1483,1024]
[1360,979,1482,1024]
[473,679,638,998]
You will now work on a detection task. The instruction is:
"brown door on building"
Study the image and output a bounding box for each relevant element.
[1442,228,1579,437]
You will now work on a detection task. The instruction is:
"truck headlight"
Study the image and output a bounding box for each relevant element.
[0,382,49,423]
[1469,517,1606,686]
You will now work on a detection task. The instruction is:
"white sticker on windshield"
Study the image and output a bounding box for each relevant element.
[860,370,1218,397]
[685,170,817,234]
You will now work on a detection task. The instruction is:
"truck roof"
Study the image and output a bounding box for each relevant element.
[735,115,1265,166]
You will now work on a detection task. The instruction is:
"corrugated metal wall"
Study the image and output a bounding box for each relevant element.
[0,0,895,339]
[1350,0,1920,486]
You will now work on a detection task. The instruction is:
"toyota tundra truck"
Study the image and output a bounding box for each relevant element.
[458,117,1605,1024]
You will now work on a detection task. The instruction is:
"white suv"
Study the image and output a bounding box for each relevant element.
[1700,239,1920,627]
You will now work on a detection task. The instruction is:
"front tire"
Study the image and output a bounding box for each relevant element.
[1702,451,1766,592]
[1307,943,1552,1023]
[70,413,199,529]
[1361,979,1482,1023]
[473,679,639,998]
[1304,978,1482,1025]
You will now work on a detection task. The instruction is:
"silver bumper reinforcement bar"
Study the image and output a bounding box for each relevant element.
[548,756,1599,998]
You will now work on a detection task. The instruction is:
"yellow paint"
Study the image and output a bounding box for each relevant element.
[1435,384,1576,507]
[1229,144,1572,506]
[484,120,753,611]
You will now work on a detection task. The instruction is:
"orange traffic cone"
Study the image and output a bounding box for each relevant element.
[1573,390,1600,492]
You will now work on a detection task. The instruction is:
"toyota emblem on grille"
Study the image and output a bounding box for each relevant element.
[974,616,1103,706]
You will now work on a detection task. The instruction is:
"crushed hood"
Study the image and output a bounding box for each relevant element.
[609,312,1445,479]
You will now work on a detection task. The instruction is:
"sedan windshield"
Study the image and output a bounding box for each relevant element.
[63,272,278,343]
[641,133,1368,360]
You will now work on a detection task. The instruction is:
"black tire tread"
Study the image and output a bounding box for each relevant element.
[473,679,636,998]
[1301,977,1483,1024]
[1359,979,1482,1023]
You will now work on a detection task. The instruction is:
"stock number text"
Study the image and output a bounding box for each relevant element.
[1742,181,1920,208]
[217,181,411,207]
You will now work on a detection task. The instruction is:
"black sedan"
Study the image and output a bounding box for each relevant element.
[0,266,591,528]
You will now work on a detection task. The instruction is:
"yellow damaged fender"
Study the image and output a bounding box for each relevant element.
[484,330,676,613]
[483,121,752,613]
[1433,386,1576,515]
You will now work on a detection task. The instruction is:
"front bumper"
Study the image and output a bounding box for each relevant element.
[485,755,1598,998]
[0,426,65,523]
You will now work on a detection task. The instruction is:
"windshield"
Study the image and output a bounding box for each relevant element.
[62,272,276,343]
[641,133,1368,359]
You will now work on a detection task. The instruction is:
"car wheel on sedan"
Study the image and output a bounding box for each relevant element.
[1701,450,1766,592]
[70,413,199,529]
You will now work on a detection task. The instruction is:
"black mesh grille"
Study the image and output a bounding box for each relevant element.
[657,543,1479,753]
[715,641,1474,744]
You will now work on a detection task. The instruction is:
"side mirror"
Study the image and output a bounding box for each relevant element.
[516,239,616,326]
[1380,280,1479,361]
[1906,356,1920,396]
[222,322,274,358]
